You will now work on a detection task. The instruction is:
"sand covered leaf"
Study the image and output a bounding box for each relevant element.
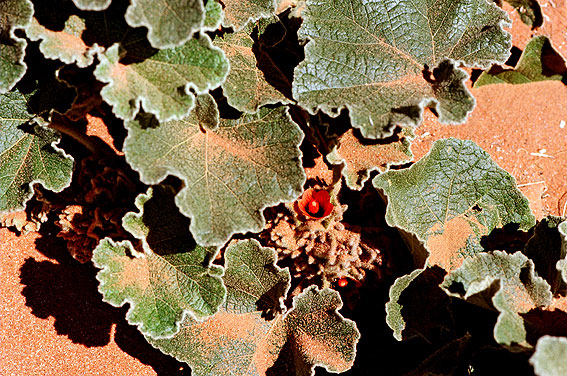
[0,0,33,93]
[442,251,552,346]
[125,0,205,48]
[0,89,74,213]
[26,15,101,68]
[72,0,111,11]
[124,103,305,247]
[203,0,222,31]
[94,35,228,122]
[374,138,535,271]
[530,336,567,376]
[214,19,288,113]
[221,0,276,31]
[475,36,566,87]
[293,0,512,139]
[92,186,226,338]
[328,128,413,190]
[150,240,359,375]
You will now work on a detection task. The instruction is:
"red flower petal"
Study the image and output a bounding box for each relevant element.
[297,188,334,219]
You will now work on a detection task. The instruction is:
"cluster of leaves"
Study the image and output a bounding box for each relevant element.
[1,0,566,374]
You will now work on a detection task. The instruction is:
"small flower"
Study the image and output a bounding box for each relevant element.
[337,277,349,288]
[296,188,334,219]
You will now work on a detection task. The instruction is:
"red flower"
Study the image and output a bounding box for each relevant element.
[296,188,334,219]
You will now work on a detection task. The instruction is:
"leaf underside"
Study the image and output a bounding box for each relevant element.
[124,103,305,247]
[293,0,512,138]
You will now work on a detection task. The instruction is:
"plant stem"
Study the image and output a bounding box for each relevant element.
[48,115,102,155]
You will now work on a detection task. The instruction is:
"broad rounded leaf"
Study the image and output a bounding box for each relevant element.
[293,0,512,138]
[125,0,205,48]
[26,15,101,68]
[475,36,566,87]
[221,0,276,32]
[327,128,413,190]
[442,251,552,346]
[0,90,74,213]
[374,138,535,271]
[530,336,567,376]
[0,0,33,93]
[203,0,223,31]
[72,0,111,11]
[92,186,226,338]
[214,20,289,113]
[124,104,305,246]
[94,36,228,122]
[150,240,359,376]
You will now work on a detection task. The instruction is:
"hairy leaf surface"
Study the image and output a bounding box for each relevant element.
[0,0,33,93]
[214,20,289,113]
[530,336,567,376]
[443,251,552,346]
[503,0,542,28]
[72,0,111,11]
[124,104,305,247]
[93,186,226,338]
[328,128,413,190]
[125,0,205,48]
[475,36,566,87]
[150,239,359,375]
[221,0,276,31]
[293,0,512,138]
[26,15,101,68]
[203,0,223,31]
[94,36,228,122]
[0,90,74,213]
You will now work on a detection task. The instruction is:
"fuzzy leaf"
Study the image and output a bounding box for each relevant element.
[124,104,305,247]
[0,89,73,213]
[327,128,413,190]
[150,240,359,376]
[530,336,567,376]
[0,0,33,93]
[214,20,289,113]
[503,0,542,28]
[221,0,276,32]
[442,251,552,346]
[125,0,205,49]
[293,0,511,138]
[92,185,226,338]
[26,15,101,68]
[475,36,566,87]
[555,221,567,286]
[72,0,111,11]
[94,35,228,122]
[203,0,222,31]
[385,268,425,341]
[374,138,535,271]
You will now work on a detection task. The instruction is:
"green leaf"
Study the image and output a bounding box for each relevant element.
[213,20,289,113]
[530,336,567,376]
[555,220,567,286]
[474,36,566,87]
[123,104,305,247]
[150,240,359,375]
[94,35,228,122]
[374,138,535,271]
[442,251,552,346]
[203,0,222,31]
[293,0,512,138]
[221,0,276,32]
[72,0,111,11]
[92,185,226,338]
[125,0,205,49]
[503,0,542,28]
[0,89,74,213]
[327,128,413,190]
[385,268,425,341]
[26,15,102,68]
[0,0,33,93]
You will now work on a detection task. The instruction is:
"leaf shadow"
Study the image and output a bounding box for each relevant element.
[21,223,191,375]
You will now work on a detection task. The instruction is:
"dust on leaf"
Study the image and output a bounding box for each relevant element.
[123,103,305,247]
[221,0,276,32]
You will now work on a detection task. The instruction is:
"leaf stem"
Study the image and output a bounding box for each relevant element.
[48,115,102,155]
